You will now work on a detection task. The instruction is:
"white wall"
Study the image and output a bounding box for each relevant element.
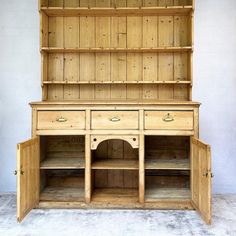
[0,0,236,193]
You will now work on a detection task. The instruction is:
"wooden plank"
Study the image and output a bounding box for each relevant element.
[127,0,142,7]
[48,0,63,7]
[40,187,84,201]
[64,53,80,99]
[92,159,139,169]
[40,156,85,169]
[111,17,127,48]
[158,53,174,99]
[92,188,139,203]
[95,16,111,99]
[145,159,190,170]
[41,7,193,17]
[159,16,174,47]
[143,16,158,48]
[143,0,158,7]
[41,47,193,53]
[95,17,110,48]
[127,16,142,48]
[64,17,79,48]
[40,12,48,48]
[174,16,188,46]
[145,187,190,201]
[79,17,95,48]
[159,0,174,6]
[80,0,96,7]
[79,53,95,99]
[48,53,64,100]
[49,17,64,47]
[64,0,79,7]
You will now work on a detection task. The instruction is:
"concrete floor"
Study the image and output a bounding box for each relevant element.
[0,194,236,236]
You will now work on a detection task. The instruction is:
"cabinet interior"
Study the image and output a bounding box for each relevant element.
[38,136,191,203]
[145,136,190,201]
[40,135,85,202]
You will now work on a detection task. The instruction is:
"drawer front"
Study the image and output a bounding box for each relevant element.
[37,111,85,130]
[91,111,139,130]
[145,111,193,130]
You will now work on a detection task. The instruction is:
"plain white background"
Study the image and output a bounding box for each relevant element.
[0,0,236,193]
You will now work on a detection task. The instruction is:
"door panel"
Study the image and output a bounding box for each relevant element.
[17,137,40,222]
[191,137,212,224]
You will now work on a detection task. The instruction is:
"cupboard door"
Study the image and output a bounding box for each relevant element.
[191,137,212,224]
[16,137,40,222]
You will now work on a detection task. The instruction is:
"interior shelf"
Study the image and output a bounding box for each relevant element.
[145,159,190,170]
[41,47,193,53]
[40,186,84,202]
[41,6,193,17]
[43,80,191,85]
[92,188,139,203]
[40,156,85,169]
[145,187,190,201]
[92,159,139,170]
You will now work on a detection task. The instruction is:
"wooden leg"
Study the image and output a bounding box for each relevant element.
[85,134,91,203]
[139,134,145,203]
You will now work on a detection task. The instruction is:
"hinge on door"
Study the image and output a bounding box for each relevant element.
[203,171,214,178]
[14,168,24,175]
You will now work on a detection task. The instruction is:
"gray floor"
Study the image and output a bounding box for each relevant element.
[0,194,236,236]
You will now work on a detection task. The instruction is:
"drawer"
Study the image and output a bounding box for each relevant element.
[37,111,85,130]
[91,111,139,130]
[144,111,193,130]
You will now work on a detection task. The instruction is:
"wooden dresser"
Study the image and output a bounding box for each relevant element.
[16,0,212,224]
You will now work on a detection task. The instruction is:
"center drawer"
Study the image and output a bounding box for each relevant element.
[91,111,139,130]
[37,111,85,130]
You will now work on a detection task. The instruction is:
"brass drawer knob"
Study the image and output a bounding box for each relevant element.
[56,117,67,122]
[109,117,121,122]
[162,113,174,122]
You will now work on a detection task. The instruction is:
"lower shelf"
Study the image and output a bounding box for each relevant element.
[92,188,139,204]
[40,187,84,202]
[145,187,190,202]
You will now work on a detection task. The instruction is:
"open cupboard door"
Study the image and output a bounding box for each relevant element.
[16,137,40,222]
[191,137,212,224]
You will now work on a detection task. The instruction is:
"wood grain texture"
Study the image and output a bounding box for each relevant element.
[17,137,40,222]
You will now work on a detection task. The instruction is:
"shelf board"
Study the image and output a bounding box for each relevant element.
[40,186,84,202]
[92,159,139,170]
[43,80,191,85]
[92,188,139,203]
[41,6,193,17]
[41,47,192,53]
[145,159,190,170]
[145,187,190,201]
[40,156,85,169]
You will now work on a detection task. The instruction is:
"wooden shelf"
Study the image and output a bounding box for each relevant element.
[41,47,192,53]
[40,186,84,202]
[41,6,193,17]
[92,159,138,170]
[145,159,190,170]
[92,188,139,203]
[145,187,190,201]
[43,80,191,85]
[40,156,85,169]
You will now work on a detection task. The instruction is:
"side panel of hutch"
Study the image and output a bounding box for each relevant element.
[16,0,213,224]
